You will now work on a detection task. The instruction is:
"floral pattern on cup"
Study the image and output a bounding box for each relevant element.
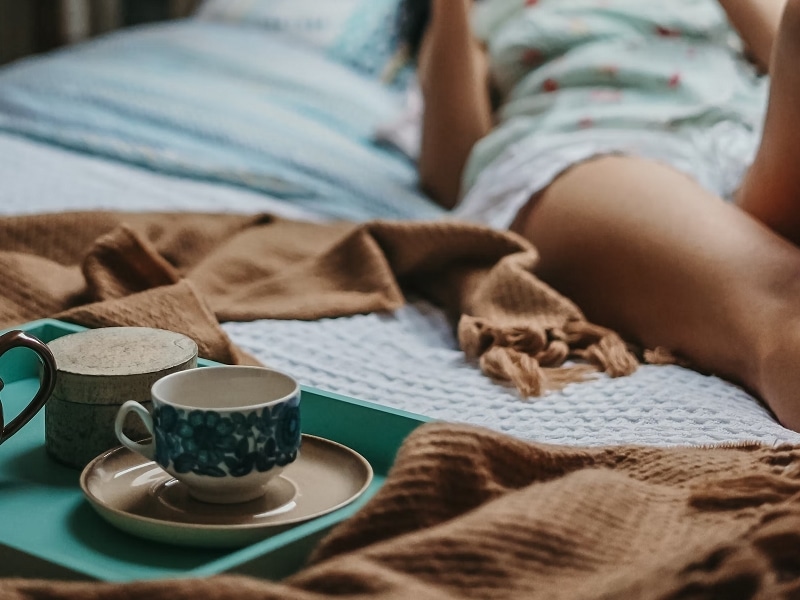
[153,401,301,478]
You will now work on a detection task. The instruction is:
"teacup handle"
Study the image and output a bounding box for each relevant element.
[0,330,57,445]
[114,400,155,460]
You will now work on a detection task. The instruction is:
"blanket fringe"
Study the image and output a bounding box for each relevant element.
[459,316,638,396]
[563,320,639,378]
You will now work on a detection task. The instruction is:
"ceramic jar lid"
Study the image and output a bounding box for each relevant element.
[48,327,198,405]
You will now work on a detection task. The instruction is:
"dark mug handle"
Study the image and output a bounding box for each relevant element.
[0,330,57,445]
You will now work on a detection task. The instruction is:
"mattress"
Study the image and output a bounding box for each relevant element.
[0,14,796,449]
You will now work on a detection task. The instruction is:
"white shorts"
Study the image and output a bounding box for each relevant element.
[453,121,762,230]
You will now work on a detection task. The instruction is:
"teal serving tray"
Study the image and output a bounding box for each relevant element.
[0,319,429,582]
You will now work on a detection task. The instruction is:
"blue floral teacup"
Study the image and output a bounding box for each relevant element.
[114,366,301,504]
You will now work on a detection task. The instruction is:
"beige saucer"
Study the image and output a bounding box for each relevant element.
[80,435,373,548]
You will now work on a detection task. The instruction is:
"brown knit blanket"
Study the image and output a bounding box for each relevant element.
[0,211,638,394]
[2,212,798,598]
[4,422,800,599]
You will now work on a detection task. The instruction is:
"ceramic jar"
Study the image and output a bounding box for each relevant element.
[45,327,198,469]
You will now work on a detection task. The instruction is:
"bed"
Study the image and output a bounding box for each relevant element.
[4,3,800,597]
[1,2,797,455]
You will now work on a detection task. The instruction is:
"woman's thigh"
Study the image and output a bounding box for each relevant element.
[511,155,800,393]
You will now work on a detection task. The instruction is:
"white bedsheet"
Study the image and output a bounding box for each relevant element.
[0,133,321,221]
[3,133,798,447]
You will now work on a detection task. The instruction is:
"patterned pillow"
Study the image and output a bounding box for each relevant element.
[194,0,365,49]
[195,0,407,82]
[327,0,406,82]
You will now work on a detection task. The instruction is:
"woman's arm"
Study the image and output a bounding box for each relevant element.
[417,0,493,209]
[716,0,788,71]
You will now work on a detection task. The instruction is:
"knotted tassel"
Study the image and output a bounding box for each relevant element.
[459,316,637,396]
[562,320,639,378]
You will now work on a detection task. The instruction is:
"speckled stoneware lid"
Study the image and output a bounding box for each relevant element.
[47,327,198,405]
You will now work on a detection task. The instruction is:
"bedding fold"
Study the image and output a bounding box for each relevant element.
[5,422,800,598]
[0,211,636,394]
[0,21,443,222]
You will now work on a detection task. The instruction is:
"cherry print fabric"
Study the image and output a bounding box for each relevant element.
[456,0,769,226]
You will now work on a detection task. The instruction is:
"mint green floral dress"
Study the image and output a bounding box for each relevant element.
[455,0,769,228]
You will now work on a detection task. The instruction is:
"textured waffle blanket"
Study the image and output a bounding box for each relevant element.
[0,211,637,395]
[5,422,800,599]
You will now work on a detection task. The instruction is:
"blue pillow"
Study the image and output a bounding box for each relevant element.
[195,0,408,83]
[194,0,365,49]
[327,0,406,82]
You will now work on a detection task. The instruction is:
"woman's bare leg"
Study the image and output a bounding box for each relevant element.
[513,156,800,430]
[509,0,800,431]
[737,0,800,243]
